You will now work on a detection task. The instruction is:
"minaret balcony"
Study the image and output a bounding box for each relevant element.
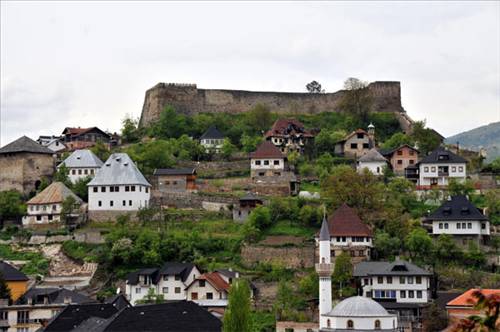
[315,263,332,276]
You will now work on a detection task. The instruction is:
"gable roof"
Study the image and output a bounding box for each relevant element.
[419,146,467,164]
[327,204,373,237]
[264,118,313,138]
[126,268,159,285]
[249,141,285,159]
[27,182,83,205]
[43,303,119,332]
[0,261,28,281]
[425,195,487,222]
[337,129,372,144]
[239,192,263,202]
[0,136,54,155]
[15,287,94,305]
[87,153,150,187]
[62,127,112,139]
[157,262,196,283]
[153,168,196,176]
[200,126,224,140]
[188,272,230,293]
[380,144,419,158]
[358,148,387,163]
[61,149,103,168]
[353,260,431,277]
[103,301,222,332]
[446,289,500,307]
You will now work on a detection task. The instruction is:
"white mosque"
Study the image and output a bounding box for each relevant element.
[317,217,399,331]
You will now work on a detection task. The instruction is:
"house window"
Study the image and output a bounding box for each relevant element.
[359,250,364,256]
[48,215,53,221]
[172,181,177,185]
[274,172,281,176]
[363,143,369,149]
[84,169,88,175]
[347,320,354,329]
[375,320,381,330]
[163,275,168,281]
[409,150,414,156]
[457,223,461,229]
[52,205,57,210]
[400,277,405,284]
[459,166,464,172]
[409,290,415,298]
[131,186,136,192]
[424,166,429,172]
[78,169,82,175]
[93,187,98,192]
[90,169,94,174]
[400,290,406,298]
[350,143,358,149]
[114,186,119,192]
[110,186,114,192]
[439,223,443,229]
[274,160,280,165]
[327,319,331,328]
[408,277,414,284]
[357,133,364,139]
[416,276,422,284]
[342,237,346,242]
[199,280,206,287]
[397,150,403,156]
[175,287,181,294]
[377,276,383,284]
[264,160,269,166]
[98,201,102,207]
[409,159,415,164]
[397,160,403,165]
[135,288,141,294]
[36,215,42,221]
[17,311,29,324]
[72,170,76,175]
[350,250,355,257]
[431,167,436,172]
[101,186,106,192]
[462,222,466,229]
[482,223,486,229]
[175,275,181,281]
[258,172,265,176]
[206,292,213,300]
[146,187,149,193]
[444,223,449,229]
[125,186,130,192]
[162,287,168,294]
[417,290,423,298]
[452,166,456,172]
[468,223,472,229]
[255,160,261,165]
[110,201,114,207]
[387,276,392,284]
[129,200,132,206]
[364,278,369,285]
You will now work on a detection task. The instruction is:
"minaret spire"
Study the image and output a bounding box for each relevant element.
[317,211,332,329]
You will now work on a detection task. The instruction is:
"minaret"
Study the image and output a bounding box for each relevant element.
[368,123,375,146]
[317,216,332,328]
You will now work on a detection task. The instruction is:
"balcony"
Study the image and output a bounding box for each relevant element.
[438,172,449,176]
[315,263,332,276]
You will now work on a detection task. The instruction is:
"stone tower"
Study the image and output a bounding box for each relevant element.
[317,216,332,328]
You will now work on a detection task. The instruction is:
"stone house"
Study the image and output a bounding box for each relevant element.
[381,144,419,176]
[61,127,115,151]
[153,168,197,193]
[58,149,103,183]
[0,136,55,195]
[22,182,82,227]
[264,118,314,154]
[232,193,263,222]
[417,146,467,189]
[356,148,388,175]
[334,125,375,158]
[200,126,225,153]
[424,195,490,246]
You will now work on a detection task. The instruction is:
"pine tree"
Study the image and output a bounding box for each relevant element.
[223,279,252,332]
[0,273,12,301]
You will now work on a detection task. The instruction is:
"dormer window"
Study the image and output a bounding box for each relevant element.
[391,264,408,272]
[443,207,452,215]
[461,207,470,215]
[438,153,449,160]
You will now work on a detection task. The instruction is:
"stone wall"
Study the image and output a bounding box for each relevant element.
[0,153,54,194]
[27,231,104,245]
[88,210,138,222]
[152,191,237,210]
[139,81,405,127]
[241,243,315,269]
[176,160,249,178]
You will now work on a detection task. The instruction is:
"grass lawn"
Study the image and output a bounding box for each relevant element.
[263,220,316,238]
[0,244,49,276]
[300,181,320,193]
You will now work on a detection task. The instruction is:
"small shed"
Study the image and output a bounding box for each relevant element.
[153,168,197,193]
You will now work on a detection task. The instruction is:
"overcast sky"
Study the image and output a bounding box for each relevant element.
[1,1,499,146]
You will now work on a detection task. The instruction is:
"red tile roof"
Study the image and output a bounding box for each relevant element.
[264,118,314,138]
[447,289,500,307]
[250,141,285,159]
[328,203,373,237]
[199,272,230,292]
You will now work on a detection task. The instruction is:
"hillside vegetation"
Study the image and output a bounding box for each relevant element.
[446,121,500,162]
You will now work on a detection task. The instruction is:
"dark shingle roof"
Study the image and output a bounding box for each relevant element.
[0,136,54,155]
[419,146,467,164]
[319,217,330,241]
[249,141,285,159]
[239,192,262,202]
[103,301,222,332]
[153,168,196,176]
[43,303,119,332]
[425,195,487,222]
[327,204,373,237]
[264,118,314,138]
[126,268,159,285]
[353,260,431,277]
[0,261,28,281]
[15,287,93,305]
[157,262,196,283]
[200,126,224,140]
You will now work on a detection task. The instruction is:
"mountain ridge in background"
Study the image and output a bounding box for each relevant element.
[445,121,500,162]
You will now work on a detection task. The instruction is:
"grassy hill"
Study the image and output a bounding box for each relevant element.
[445,122,500,162]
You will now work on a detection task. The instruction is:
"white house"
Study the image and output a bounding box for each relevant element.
[37,135,66,154]
[87,153,151,211]
[417,147,467,188]
[249,141,286,178]
[200,126,225,153]
[22,182,82,226]
[316,218,398,332]
[59,149,103,183]
[356,148,388,175]
[185,272,230,307]
[353,260,432,304]
[424,195,490,244]
[125,263,200,305]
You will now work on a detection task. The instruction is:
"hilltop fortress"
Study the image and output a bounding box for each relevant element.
[139,81,413,132]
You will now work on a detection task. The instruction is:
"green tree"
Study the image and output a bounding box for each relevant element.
[464,242,486,270]
[298,205,321,227]
[410,121,441,155]
[306,80,324,93]
[245,104,272,133]
[0,190,26,222]
[298,272,319,298]
[53,164,72,187]
[221,138,237,161]
[135,288,165,305]
[71,176,92,201]
[448,178,475,197]
[90,140,111,162]
[484,190,500,225]
[37,177,50,193]
[315,129,342,155]
[287,151,301,171]
[60,196,79,225]
[240,134,262,153]
[332,252,353,293]
[422,303,448,332]
[435,234,462,263]
[339,77,373,123]
[247,206,272,230]
[0,272,12,301]
[405,228,434,263]
[150,106,189,139]
[223,279,252,332]
[381,132,415,150]
[121,114,140,143]
[373,231,401,259]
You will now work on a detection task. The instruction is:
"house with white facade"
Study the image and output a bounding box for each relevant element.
[59,149,103,183]
[200,126,225,153]
[356,148,388,176]
[87,153,151,212]
[125,262,200,305]
[37,136,67,154]
[353,260,432,331]
[424,195,490,245]
[22,182,82,227]
[185,272,230,307]
[417,146,467,189]
[250,141,287,178]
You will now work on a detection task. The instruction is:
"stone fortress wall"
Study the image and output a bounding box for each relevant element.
[139,81,413,132]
